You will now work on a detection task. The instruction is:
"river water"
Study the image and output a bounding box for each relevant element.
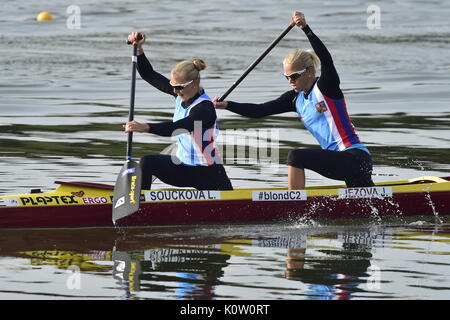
[0,0,449,301]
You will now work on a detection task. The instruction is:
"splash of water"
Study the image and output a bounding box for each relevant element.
[423,189,443,224]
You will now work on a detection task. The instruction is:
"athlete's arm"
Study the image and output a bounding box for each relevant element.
[224,90,297,118]
[148,101,216,137]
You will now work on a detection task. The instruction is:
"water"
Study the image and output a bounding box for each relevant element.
[0,0,449,301]
[0,220,449,300]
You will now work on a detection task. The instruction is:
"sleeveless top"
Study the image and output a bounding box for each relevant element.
[172,92,221,166]
[295,82,369,153]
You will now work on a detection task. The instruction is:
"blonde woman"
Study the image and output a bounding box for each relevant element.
[124,32,232,191]
[214,12,374,189]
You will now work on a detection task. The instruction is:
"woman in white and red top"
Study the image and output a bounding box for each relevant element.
[214,12,374,189]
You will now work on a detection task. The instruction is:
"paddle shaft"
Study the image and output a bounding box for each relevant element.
[126,44,138,160]
[218,23,295,102]
[112,42,143,223]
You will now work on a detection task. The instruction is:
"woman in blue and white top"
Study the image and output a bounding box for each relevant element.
[213,12,374,189]
[124,32,232,191]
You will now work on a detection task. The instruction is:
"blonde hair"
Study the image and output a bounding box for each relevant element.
[171,59,206,81]
[283,49,320,74]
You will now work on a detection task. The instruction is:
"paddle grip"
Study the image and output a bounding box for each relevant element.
[126,33,143,45]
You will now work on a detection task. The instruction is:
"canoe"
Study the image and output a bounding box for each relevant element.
[0,176,449,229]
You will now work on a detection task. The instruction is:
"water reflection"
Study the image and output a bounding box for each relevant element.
[112,251,141,299]
[284,231,377,300]
[1,222,448,299]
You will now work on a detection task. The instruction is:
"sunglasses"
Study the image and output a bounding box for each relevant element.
[284,68,307,81]
[170,79,194,90]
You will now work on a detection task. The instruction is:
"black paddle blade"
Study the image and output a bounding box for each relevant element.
[112,250,141,291]
[112,160,142,224]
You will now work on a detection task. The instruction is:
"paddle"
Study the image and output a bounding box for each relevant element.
[151,22,295,182]
[218,23,295,102]
[112,42,142,224]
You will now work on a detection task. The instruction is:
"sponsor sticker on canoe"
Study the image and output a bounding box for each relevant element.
[338,186,393,199]
[82,197,109,204]
[0,197,21,207]
[20,195,80,206]
[252,190,307,201]
[144,190,221,202]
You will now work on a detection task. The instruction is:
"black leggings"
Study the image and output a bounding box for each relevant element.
[287,148,374,187]
[140,154,233,190]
